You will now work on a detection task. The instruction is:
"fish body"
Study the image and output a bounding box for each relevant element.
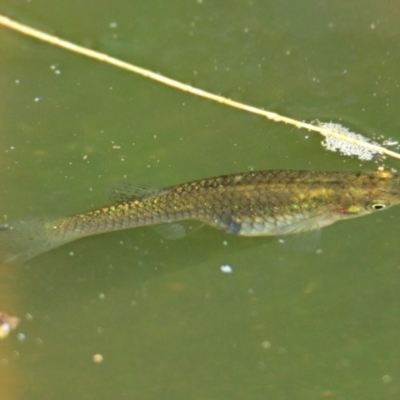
[1,169,399,263]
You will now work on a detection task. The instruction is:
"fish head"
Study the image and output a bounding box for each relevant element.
[333,170,400,219]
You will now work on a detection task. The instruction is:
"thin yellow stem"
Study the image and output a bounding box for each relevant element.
[1,14,399,160]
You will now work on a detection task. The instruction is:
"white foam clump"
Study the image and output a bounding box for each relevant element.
[319,122,378,161]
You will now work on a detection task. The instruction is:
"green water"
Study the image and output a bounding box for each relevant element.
[1,1,400,399]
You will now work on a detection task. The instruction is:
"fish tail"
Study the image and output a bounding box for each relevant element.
[0,217,78,264]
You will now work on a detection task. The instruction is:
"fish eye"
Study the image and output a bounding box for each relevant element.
[369,202,389,211]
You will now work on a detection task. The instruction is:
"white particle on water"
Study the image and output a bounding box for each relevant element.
[220,265,233,273]
[383,139,398,146]
[261,341,271,349]
[17,333,26,342]
[0,324,10,335]
[382,375,392,383]
[93,353,104,363]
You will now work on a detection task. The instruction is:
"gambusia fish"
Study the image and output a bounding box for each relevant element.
[0,169,399,263]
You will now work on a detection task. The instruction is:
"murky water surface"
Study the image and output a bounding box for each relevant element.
[1,1,400,399]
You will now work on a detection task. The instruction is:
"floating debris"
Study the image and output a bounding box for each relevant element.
[220,265,233,274]
[93,353,104,363]
[0,312,20,339]
[382,139,399,147]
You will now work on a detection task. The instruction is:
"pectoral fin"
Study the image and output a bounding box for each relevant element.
[152,221,204,240]
[275,216,325,235]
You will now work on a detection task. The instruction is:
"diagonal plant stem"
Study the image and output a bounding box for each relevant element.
[1,14,399,160]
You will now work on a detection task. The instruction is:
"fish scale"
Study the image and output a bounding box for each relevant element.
[0,169,399,263]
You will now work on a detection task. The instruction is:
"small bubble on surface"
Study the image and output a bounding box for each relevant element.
[93,354,104,363]
[220,265,233,273]
[17,333,26,342]
[383,375,392,383]
[261,341,271,349]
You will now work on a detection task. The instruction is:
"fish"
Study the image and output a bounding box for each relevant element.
[0,169,399,264]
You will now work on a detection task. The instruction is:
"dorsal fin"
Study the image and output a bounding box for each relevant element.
[111,184,165,203]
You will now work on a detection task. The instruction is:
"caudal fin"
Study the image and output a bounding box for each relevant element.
[0,217,77,264]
